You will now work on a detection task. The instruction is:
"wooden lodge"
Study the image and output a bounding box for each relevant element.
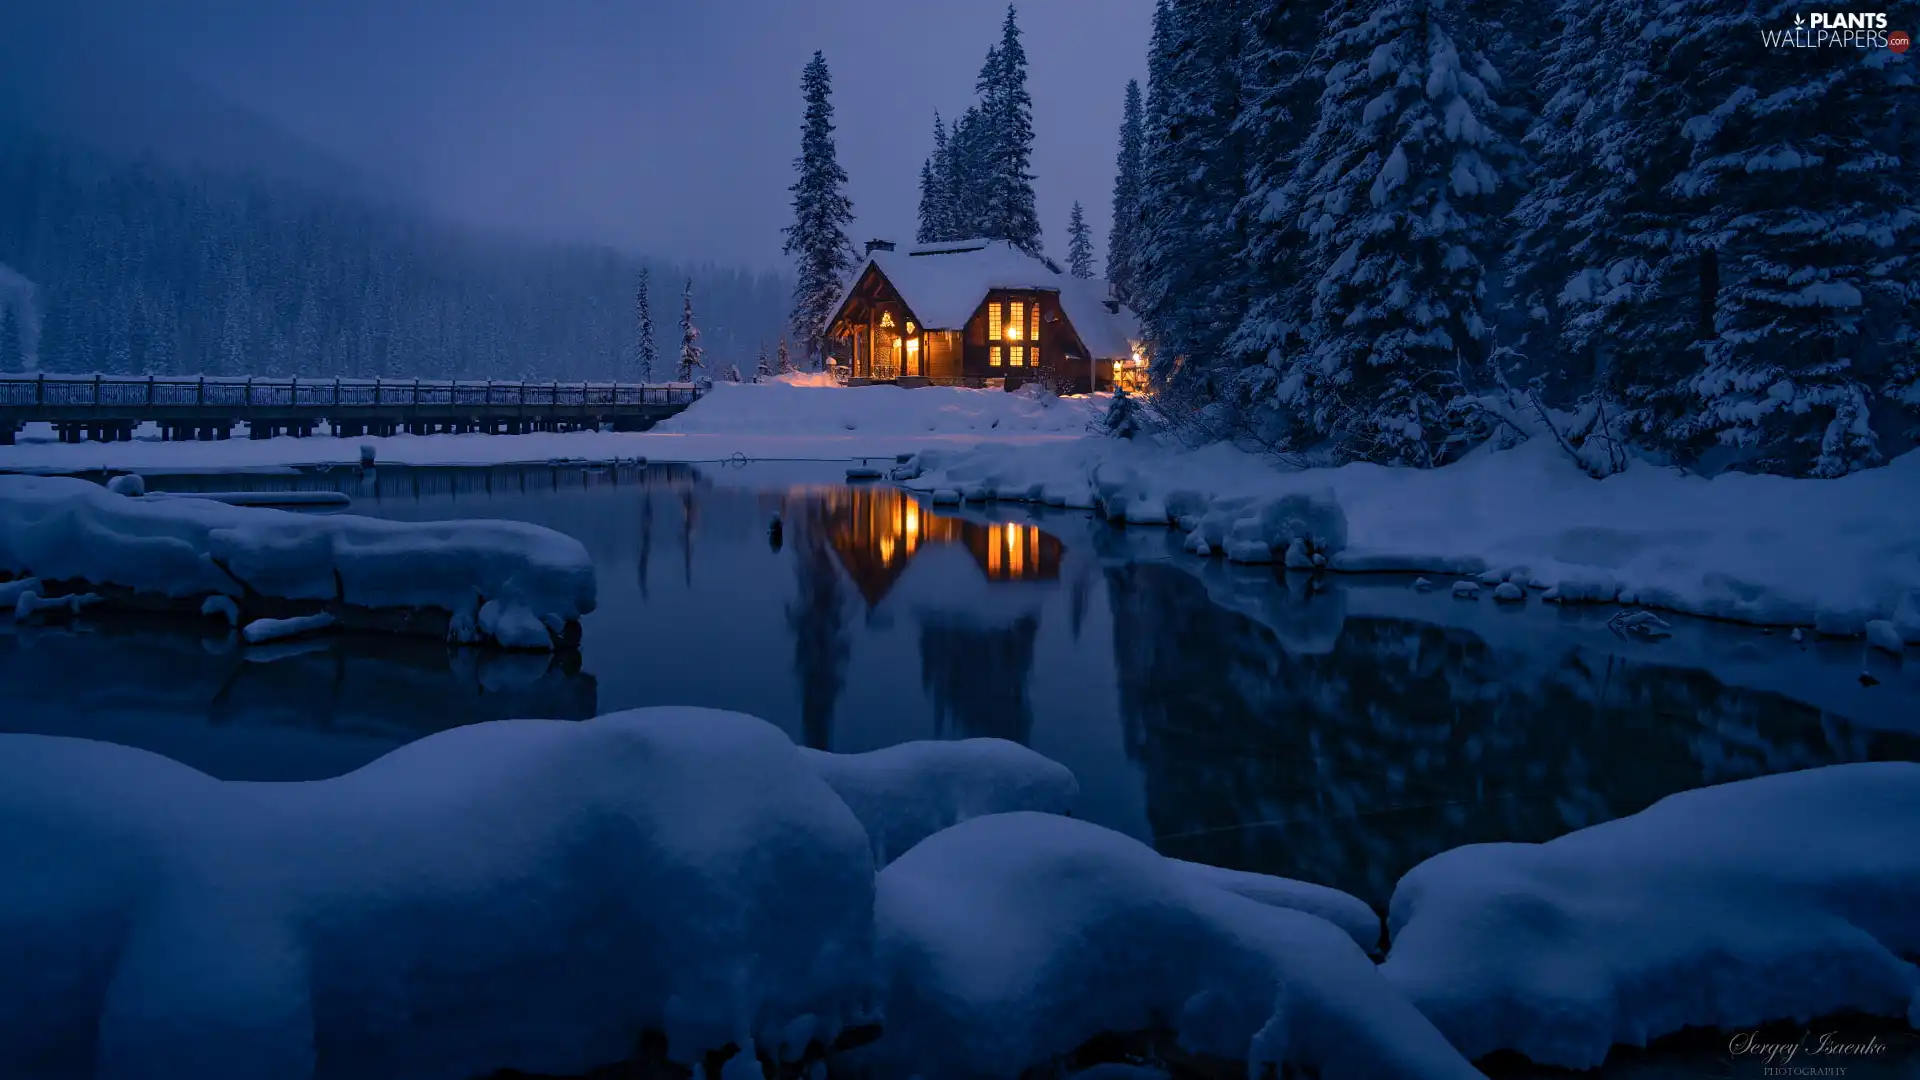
[823,238,1142,393]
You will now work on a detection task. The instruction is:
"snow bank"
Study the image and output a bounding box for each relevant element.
[1382,763,1920,1069]
[0,475,593,649]
[863,812,1479,1080]
[802,738,1078,866]
[656,380,1101,437]
[0,707,877,1080]
[898,436,1920,638]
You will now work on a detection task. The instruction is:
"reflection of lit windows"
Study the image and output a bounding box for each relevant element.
[1009,346,1025,367]
[1007,301,1024,341]
[1006,522,1024,575]
[880,533,895,564]
[987,304,1001,340]
[990,346,1003,367]
[988,536,1001,574]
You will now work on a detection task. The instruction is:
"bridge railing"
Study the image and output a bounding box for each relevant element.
[0,374,705,410]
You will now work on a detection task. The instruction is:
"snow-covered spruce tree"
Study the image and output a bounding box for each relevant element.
[1275,0,1514,466]
[782,51,858,369]
[1505,0,1699,441]
[777,334,796,375]
[1105,386,1143,438]
[975,6,1044,255]
[917,113,954,244]
[723,363,742,383]
[1129,0,1252,404]
[756,343,775,382]
[1660,5,1917,476]
[634,266,657,383]
[1107,79,1146,301]
[947,104,990,239]
[1226,0,1333,426]
[677,279,705,383]
[1066,201,1096,278]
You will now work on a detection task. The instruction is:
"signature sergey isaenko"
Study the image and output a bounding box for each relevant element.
[1729,1030,1889,1067]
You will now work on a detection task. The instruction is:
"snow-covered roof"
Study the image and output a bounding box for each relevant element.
[832,240,1140,359]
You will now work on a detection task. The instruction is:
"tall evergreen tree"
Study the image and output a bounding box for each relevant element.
[634,267,657,383]
[677,279,705,382]
[777,333,796,375]
[756,343,775,381]
[0,304,20,372]
[782,51,858,369]
[1107,79,1146,300]
[975,6,1045,254]
[1270,0,1513,466]
[1226,0,1333,408]
[1129,0,1253,402]
[946,105,990,238]
[1066,201,1096,278]
[1659,3,1917,477]
[917,113,955,243]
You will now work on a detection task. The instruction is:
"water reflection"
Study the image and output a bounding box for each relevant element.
[23,464,1918,913]
[1105,561,1919,906]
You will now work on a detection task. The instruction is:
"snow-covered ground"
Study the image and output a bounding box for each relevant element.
[1382,762,1920,1070]
[0,382,1101,471]
[899,435,1920,641]
[0,474,593,649]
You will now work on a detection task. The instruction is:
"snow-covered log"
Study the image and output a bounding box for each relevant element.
[0,708,877,1080]
[0,475,593,650]
[1382,762,1920,1069]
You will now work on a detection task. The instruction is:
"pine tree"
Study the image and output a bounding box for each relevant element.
[1107,79,1146,300]
[1105,386,1143,438]
[677,279,705,382]
[1129,0,1253,402]
[777,334,796,375]
[1226,0,1333,409]
[0,304,20,372]
[756,343,775,381]
[723,363,742,383]
[1066,201,1096,279]
[782,51,859,369]
[947,105,990,238]
[635,267,657,382]
[917,113,955,243]
[1272,0,1513,466]
[976,6,1044,254]
[1658,3,1916,477]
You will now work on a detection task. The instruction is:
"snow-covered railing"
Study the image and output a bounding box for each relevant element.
[0,374,703,410]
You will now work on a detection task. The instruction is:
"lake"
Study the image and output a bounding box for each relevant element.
[5,461,1917,910]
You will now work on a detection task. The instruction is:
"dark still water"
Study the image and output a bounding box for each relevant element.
[5,462,1917,907]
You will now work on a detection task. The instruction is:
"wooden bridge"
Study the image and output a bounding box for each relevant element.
[0,374,705,444]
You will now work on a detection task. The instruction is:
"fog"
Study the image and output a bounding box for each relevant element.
[21,0,1152,270]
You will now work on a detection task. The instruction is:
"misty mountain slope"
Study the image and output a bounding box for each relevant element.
[0,9,385,201]
[0,128,791,379]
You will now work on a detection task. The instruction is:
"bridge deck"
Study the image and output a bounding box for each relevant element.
[0,375,704,443]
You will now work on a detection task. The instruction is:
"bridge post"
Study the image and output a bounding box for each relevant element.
[36,372,45,406]
[147,375,155,407]
[197,377,205,406]
[93,372,102,408]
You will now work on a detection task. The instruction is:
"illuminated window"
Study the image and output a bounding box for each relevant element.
[1007,301,1024,340]
[905,321,915,335]
[1029,306,1040,344]
[987,304,1001,340]
[990,346,1003,367]
[1009,346,1025,367]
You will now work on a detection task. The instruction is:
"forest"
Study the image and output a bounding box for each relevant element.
[0,126,791,383]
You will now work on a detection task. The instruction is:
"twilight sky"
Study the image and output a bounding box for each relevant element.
[34,0,1153,271]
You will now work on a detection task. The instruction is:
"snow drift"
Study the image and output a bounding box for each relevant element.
[802,738,1079,867]
[898,436,1920,639]
[0,708,878,1080]
[654,380,1101,437]
[0,474,594,649]
[860,812,1479,1080]
[1382,762,1920,1069]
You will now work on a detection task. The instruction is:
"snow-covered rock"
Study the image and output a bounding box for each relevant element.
[200,594,239,626]
[1865,619,1904,655]
[1451,581,1480,599]
[241,612,335,645]
[1165,858,1381,954]
[1383,763,1920,1070]
[0,576,40,609]
[14,590,100,620]
[0,475,593,649]
[802,739,1077,867]
[105,473,145,496]
[0,707,877,1080]
[1491,582,1524,603]
[864,813,1479,1080]
[1412,577,1434,592]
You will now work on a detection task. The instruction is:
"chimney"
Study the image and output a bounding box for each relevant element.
[864,239,896,255]
[1101,299,1121,314]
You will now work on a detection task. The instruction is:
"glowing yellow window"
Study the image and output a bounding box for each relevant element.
[1007,301,1024,341]
[1009,346,1025,367]
[987,304,1001,340]
[990,346,1003,367]
[1029,306,1039,344]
